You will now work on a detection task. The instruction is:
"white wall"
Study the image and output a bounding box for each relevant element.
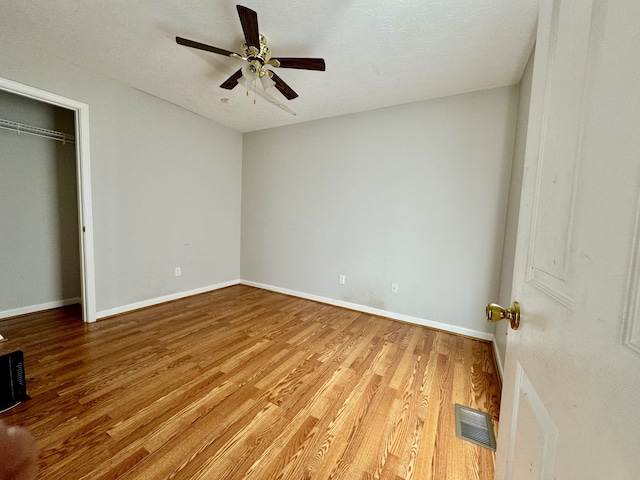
[242,87,518,336]
[494,47,536,368]
[0,90,80,314]
[0,40,242,315]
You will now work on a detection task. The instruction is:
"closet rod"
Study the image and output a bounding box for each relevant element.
[0,118,75,145]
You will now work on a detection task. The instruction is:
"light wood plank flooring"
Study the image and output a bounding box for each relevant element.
[0,285,501,479]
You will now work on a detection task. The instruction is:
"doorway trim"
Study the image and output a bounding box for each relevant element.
[0,76,97,323]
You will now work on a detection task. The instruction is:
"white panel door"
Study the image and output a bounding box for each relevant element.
[495,0,640,478]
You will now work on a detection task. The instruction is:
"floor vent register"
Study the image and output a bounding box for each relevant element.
[454,404,497,450]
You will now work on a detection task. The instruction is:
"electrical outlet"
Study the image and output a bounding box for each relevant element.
[339,274,346,285]
[391,283,399,294]
[175,267,181,277]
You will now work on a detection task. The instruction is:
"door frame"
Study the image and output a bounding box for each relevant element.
[0,76,96,323]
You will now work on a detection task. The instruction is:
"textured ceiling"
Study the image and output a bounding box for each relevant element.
[0,0,539,133]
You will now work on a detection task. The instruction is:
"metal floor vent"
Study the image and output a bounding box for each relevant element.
[454,404,497,450]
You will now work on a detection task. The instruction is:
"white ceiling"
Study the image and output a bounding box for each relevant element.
[1,0,539,133]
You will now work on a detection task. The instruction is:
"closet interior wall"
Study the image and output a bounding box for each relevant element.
[0,89,81,317]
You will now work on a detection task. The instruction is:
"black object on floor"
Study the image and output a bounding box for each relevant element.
[0,350,30,412]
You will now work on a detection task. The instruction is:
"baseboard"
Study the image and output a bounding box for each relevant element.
[0,297,82,319]
[491,335,505,380]
[96,280,240,319]
[240,280,494,341]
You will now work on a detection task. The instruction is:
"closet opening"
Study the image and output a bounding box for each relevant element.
[0,77,96,323]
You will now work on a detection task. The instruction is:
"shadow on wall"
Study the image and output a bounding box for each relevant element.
[53,106,81,301]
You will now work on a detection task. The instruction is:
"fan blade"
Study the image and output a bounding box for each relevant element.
[220,69,243,90]
[176,36,240,58]
[236,5,260,48]
[269,71,298,100]
[260,90,297,116]
[271,57,326,71]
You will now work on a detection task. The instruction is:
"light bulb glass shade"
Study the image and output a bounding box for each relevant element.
[237,76,249,89]
[241,63,259,82]
[260,73,276,91]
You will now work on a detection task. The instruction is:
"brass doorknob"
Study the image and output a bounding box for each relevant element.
[486,301,520,330]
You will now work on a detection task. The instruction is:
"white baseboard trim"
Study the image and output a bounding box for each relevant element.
[0,297,82,319]
[240,280,494,341]
[96,280,240,319]
[492,335,505,380]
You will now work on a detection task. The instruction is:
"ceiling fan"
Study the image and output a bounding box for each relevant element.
[176,4,325,102]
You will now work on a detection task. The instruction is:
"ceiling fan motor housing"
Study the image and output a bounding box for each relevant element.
[242,34,271,64]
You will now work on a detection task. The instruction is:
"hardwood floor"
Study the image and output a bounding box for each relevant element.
[0,285,501,479]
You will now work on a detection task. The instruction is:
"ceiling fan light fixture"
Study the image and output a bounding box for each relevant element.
[241,62,259,82]
[260,72,276,91]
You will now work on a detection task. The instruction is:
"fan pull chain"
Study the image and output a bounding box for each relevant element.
[244,79,257,105]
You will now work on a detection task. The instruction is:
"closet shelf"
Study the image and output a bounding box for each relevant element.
[0,118,75,145]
